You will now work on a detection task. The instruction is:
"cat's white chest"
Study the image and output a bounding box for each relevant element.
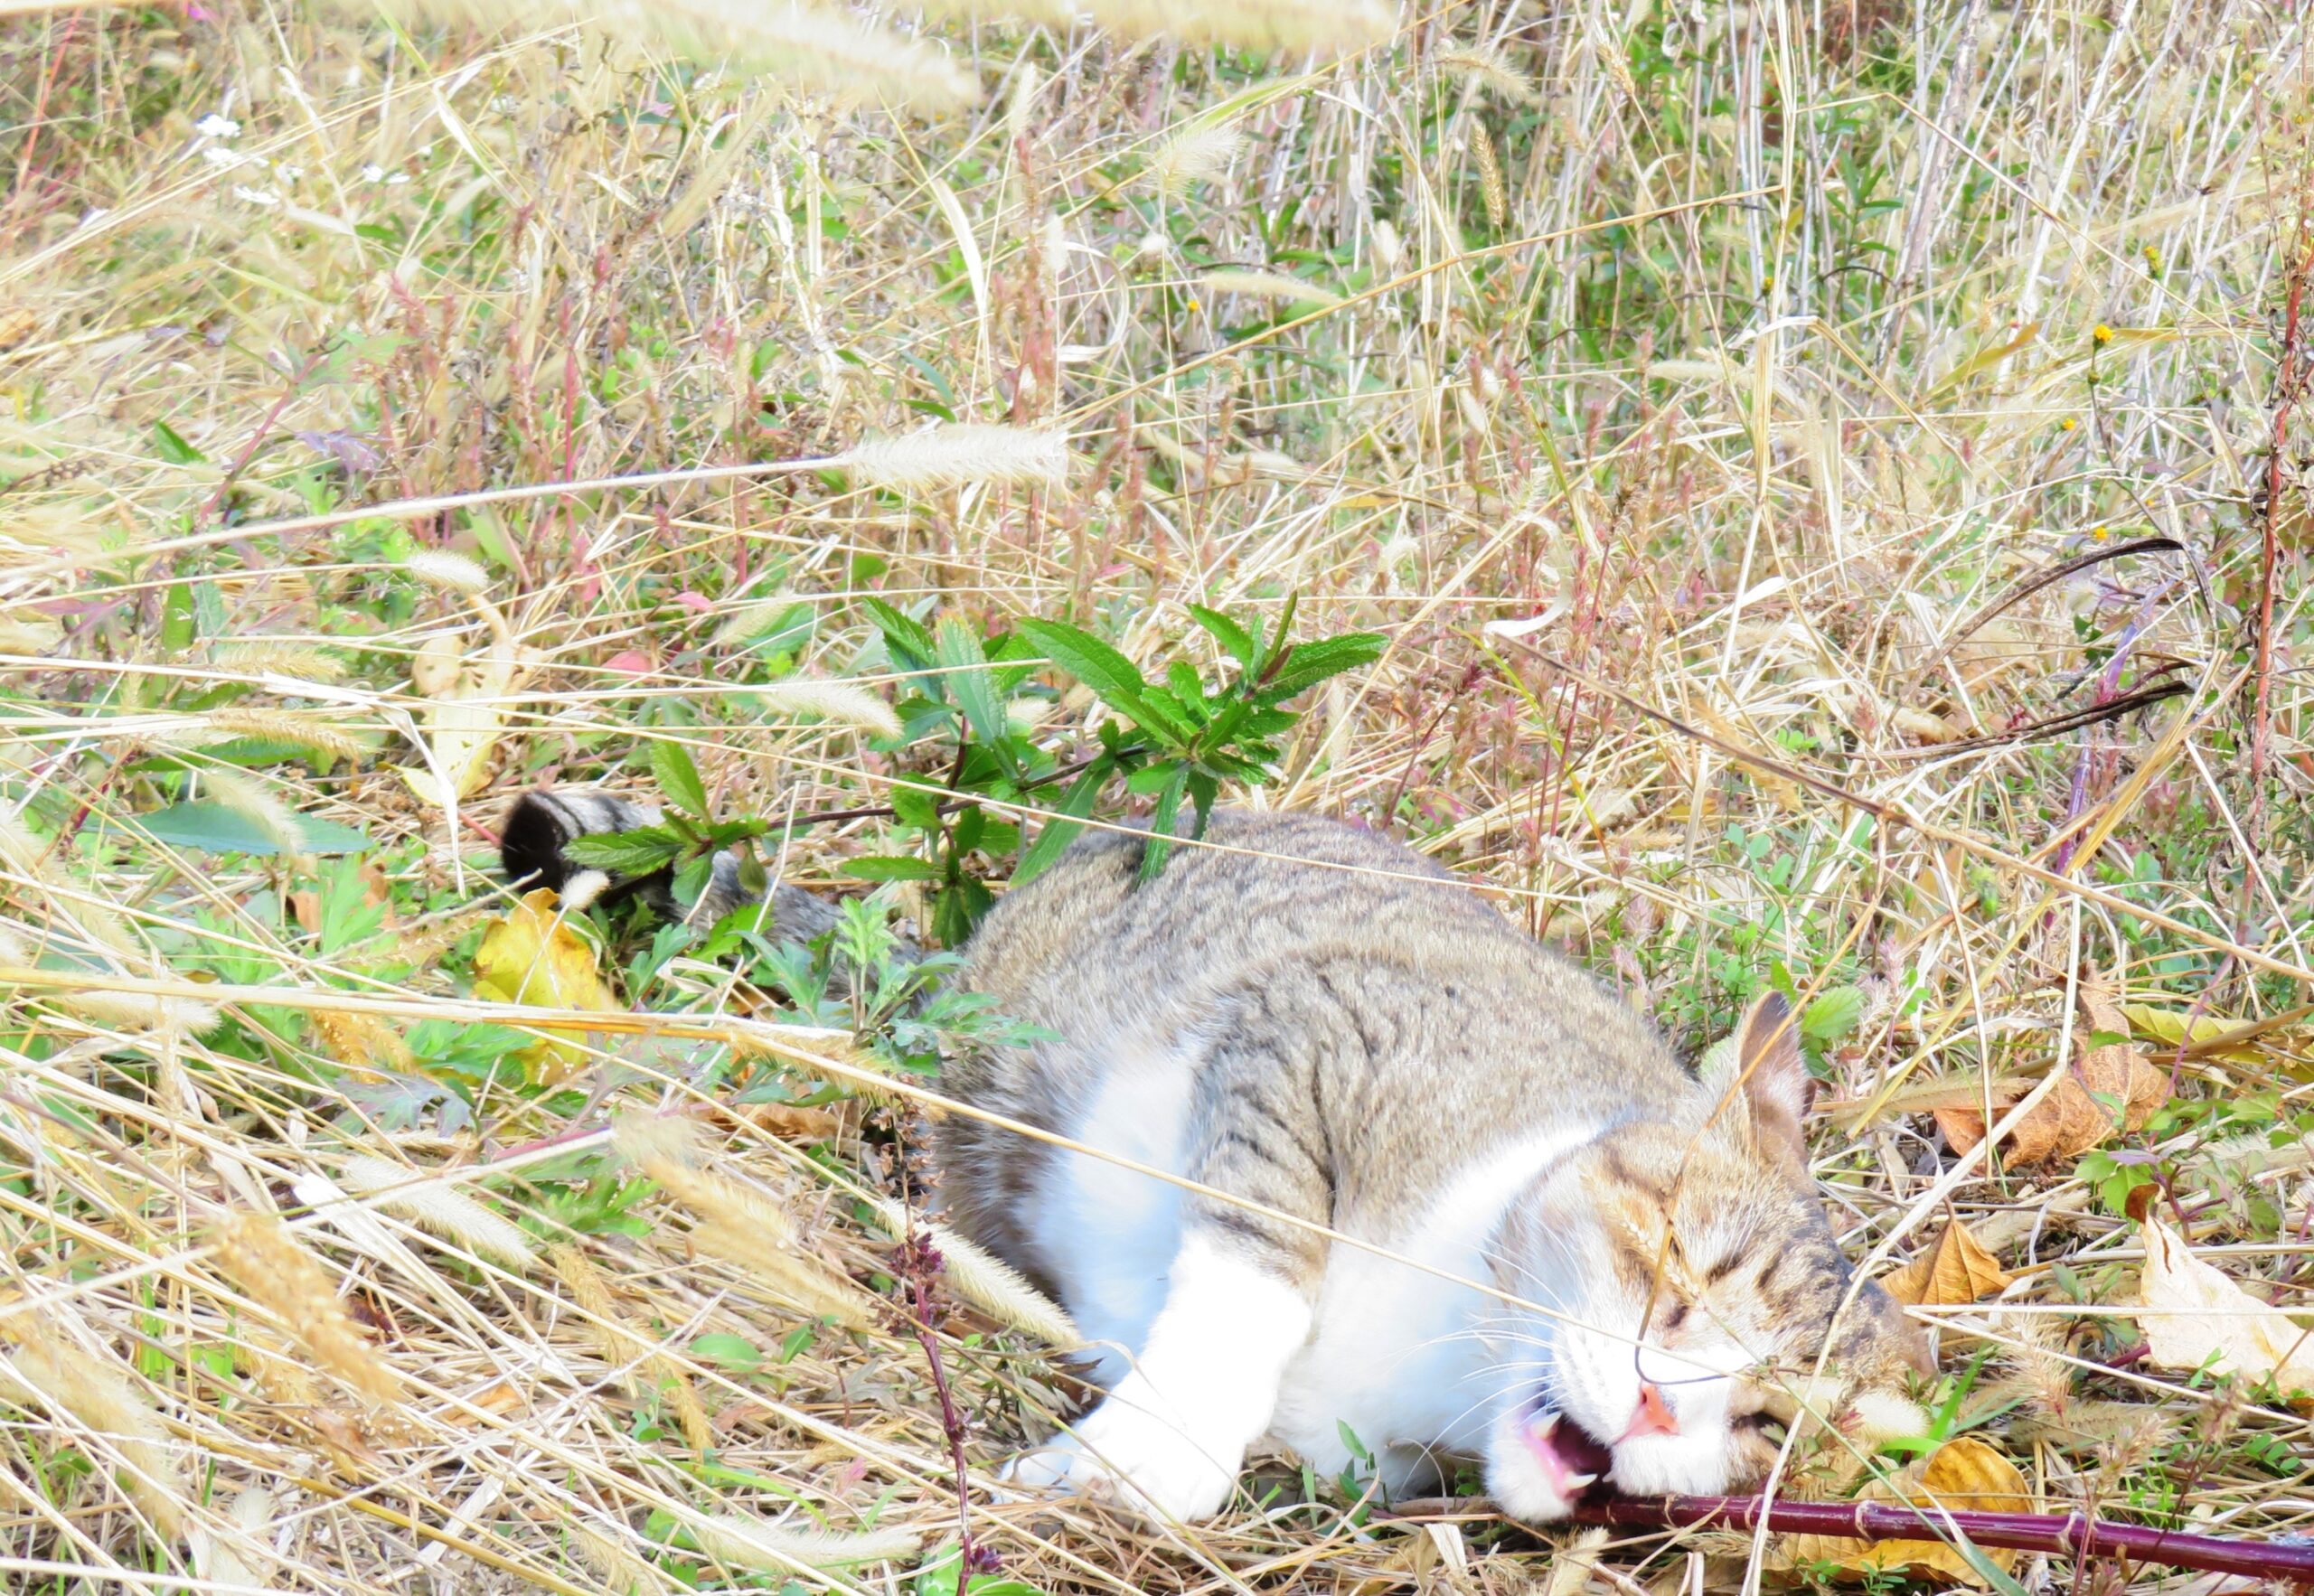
[1270,1131,1584,1482]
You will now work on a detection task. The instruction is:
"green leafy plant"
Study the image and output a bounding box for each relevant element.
[565,598,1384,943]
[1015,596,1384,881]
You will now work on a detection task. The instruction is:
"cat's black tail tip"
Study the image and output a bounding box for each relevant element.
[499,793,577,897]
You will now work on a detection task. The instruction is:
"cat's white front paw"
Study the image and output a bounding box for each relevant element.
[1004,1394,1237,1522]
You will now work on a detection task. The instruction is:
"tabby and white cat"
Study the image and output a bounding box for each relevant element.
[506,793,1929,1523]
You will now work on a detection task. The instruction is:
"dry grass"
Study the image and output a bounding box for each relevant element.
[0,0,2310,1591]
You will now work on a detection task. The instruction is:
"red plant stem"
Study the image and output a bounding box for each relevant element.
[1555,1495,2314,1582]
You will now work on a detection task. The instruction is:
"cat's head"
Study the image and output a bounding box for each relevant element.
[1481,991,1931,1519]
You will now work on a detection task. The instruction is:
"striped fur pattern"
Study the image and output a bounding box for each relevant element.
[505,798,1928,1525]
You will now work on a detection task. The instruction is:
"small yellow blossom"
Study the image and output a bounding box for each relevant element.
[2093,323,2114,343]
[1186,296,1202,313]
[2060,417,2079,432]
[2091,524,2109,540]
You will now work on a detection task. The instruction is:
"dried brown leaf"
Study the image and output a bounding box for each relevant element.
[1934,973,2169,1165]
[1882,1216,2014,1307]
[1787,1437,2031,1586]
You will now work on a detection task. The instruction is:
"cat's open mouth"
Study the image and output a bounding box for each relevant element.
[1520,1411,1613,1500]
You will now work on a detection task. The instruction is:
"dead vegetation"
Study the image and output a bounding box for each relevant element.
[1,0,2312,1591]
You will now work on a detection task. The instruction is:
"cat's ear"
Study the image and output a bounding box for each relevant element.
[1731,990,1812,1170]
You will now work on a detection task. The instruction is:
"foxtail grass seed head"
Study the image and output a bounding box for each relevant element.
[547,1241,709,1445]
[207,639,348,681]
[400,549,490,596]
[337,1155,536,1269]
[1197,268,1342,310]
[574,1523,665,1594]
[46,984,221,1037]
[868,1199,1078,1346]
[212,1211,401,1405]
[196,708,367,764]
[611,1110,712,1173]
[644,1159,874,1324]
[1471,121,1507,229]
[688,1515,922,1573]
[1149,123,1244,193]
[201,768,307,855]
[1436,43,1538,103]
[752,680,904,739]
[0,805,53,878]
[420,0,990,113]
[710,591,801,648]
[0,1321,187,1540]
[191,1484,278,1591]
[836,423,1069,492]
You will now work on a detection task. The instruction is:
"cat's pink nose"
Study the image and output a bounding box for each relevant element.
[1621,1382,1680,1441]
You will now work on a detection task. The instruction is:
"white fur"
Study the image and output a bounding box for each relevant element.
[1030,1044,1194,1383]
[1270,1128,1593,1489]
[1010,1235,1311,1521]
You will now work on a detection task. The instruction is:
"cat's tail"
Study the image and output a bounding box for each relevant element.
[500,789,842,943]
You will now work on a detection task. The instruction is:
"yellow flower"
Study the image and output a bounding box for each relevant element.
[2091,524,2109,540]
[2059,417,2079,432]
[2093,323,2114,343]
[1185,296,1202,314]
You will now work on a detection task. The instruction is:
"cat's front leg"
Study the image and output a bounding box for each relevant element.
[1010,1232,1313,1522]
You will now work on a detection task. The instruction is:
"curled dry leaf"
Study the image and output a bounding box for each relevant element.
[1934,972,2169,1165]
[1882,1216,2014,1307]
[472,888,622,1081]
[1787,1436,2032,1587]
[2136,1216,2314,1394]
[2122,1004,2272,1066]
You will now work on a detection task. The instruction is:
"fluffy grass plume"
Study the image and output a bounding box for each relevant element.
[0,1320,188,1540]
[337,1155,537,1269]
[1471,120,1507,229]
[199,768,307,855]
[191,1485,279,1592]
[687,1514,922,1572]
[549,1243,713,1449]
[752,680,905,739]
[835,423,1071,491]
[205,641,349,682]
[196,708,368,765]
[1149,123,1245,193]
[0,924,219,1036]
[574,1522,670,1593]
[1197,268,1343,309]
[1436,42,1538,103]
[400,549,491,596]
[865,1197,1079,1347]
[710,590,802,648]
[211,1211,401,1405]
[642,1159,878,1325]
[610,1109,713,1172]
[1081,0,1397,54]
